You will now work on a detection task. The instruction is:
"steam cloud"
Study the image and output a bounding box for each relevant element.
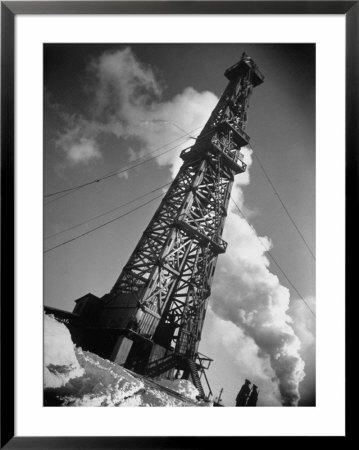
[212,177,306,405]
[53,47,308,405]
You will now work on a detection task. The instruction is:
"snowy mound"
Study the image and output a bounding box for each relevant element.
[44,314,209,407]
[44,314,84,388]
[157,379,200,401]
[56,348,145,406]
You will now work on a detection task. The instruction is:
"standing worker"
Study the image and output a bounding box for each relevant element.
[235,379,251,406]
[246,384,259,406]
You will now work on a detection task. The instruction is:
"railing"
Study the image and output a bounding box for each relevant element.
[210,136,247,174]
[175,214,228,254]
[217,119,250,148]
[227,119,250,142]
[196,352,213,370]
[180,121,249,169]
[195,352,213,399]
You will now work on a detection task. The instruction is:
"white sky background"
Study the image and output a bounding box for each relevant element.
[14,14,346,436]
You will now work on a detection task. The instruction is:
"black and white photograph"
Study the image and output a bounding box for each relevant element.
[43,43,315,408]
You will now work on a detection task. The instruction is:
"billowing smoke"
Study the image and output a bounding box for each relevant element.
[209,162,306,405]
[52,47,307,405]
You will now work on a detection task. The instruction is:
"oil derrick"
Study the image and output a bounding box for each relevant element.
[65,53,264,397]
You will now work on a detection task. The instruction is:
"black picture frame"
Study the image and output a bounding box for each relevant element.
[1,1,356,447]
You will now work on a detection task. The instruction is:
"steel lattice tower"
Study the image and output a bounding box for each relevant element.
[71,53,264,396]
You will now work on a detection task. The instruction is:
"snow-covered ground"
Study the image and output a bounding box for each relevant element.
[44,314,210,407]
[157,379,200,401]
[44,314,85,389]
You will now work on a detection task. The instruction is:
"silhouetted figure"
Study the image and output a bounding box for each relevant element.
[246,384,258,406]
[236,379,251,406]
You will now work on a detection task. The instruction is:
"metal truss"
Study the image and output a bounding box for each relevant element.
[110,53,264,364]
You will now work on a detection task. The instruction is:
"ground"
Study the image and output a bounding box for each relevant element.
[44,314,211,407]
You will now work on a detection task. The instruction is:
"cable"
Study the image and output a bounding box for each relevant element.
[45,190,75,206]
[44,192,165,254]
[250,146,316,262]
[44,123,217,205]
[230,196,316,317]
[44,124,203,200]
[44,139,183,199]
[45,181,172,240]
[43,139,184,206]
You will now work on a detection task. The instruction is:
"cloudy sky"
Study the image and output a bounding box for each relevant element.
[44,44,315,406]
